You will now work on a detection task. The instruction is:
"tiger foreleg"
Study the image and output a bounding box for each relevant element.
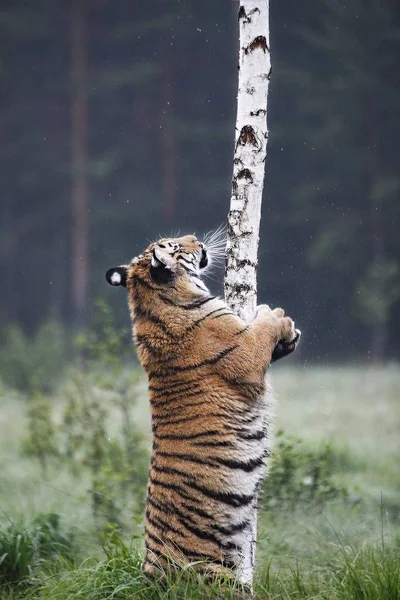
[249,305,300,370]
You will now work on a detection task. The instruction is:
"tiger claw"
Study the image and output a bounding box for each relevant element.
[271,329,301,363]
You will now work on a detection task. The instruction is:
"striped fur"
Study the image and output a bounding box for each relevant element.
[106,235,300,584]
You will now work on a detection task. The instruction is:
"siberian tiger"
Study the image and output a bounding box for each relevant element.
[106,234,300,586]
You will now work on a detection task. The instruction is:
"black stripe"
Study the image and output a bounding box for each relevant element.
[147,523,220,564]
[175,516,237,552]
[150,383,201,399]
[158,295,179,307]
[150,385,202,405]
[179,263,193,274]
[146,509,186,537]
[152,412,230,430]
[156,450,266,472]
[185,307,227,332]
[154,429,221,441]
[152,407,231,426]
[184,296,216,309]
[180,502,215,522]
[209,312,233,321]
[149,378,201,394]
[154,395,208,414]
[147,495,175,517]
[148,497,250,551]
[183,479,255,508]
[158,295,215,310]
[134,305,177,338]
[151,462,197,481]
[192,280,208,292]
[211,519,251,536]
[192,439,234,448]
[178,502,251,537]
[218,374,265,399]
[213,454,266,472]
[149,473,198,503]
[234,325,250,336]
[149,493,198,527]
[144,545,166,561]
[135,335,164,357]
[238,430,266,441]
[178,255,195,266]
[149,345,239,378]
[145,527,163,549]
[154,451,220,469]
[164,538,219,563]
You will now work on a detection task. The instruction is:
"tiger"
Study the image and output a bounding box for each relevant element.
[106,234,300,587]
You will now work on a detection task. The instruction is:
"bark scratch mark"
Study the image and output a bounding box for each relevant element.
[244,36,269,55]
[237,125,257,147]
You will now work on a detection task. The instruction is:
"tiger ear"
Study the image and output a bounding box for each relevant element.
[150,250,174,284]
[105,266,128,287]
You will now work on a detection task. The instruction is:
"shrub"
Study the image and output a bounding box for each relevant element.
[262,429,348,512]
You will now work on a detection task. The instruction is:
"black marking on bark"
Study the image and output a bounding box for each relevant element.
[237,125,257,146]
[250,109,266,117]
[267,67,272,81]
[238,5,246,21]
[244,35,269,55]
[238,6,260,23]
[237,168,253,183]
[236,258,257,269]
[232,282,253,294]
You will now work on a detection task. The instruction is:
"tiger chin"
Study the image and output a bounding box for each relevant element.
[106,234,301,587]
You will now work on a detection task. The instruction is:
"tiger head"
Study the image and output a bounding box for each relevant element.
[105,235,213,301]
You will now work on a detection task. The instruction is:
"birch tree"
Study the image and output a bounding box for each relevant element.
[224,0,271,587]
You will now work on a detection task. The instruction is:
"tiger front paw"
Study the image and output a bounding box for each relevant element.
[271,328,301,363]
[256,305,301,362]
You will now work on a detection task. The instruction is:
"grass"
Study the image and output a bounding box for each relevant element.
[0,364,399,599]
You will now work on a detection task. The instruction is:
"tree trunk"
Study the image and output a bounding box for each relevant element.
[224,1,271,588]
[71,0,89,329]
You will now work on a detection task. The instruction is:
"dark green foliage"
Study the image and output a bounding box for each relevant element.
[262,430,347,511]
[0,513,75,589]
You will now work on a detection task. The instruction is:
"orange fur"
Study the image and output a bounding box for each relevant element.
[107,234,299,580]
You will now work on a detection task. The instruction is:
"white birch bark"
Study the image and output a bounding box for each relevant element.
[224,0,271,589]
[225,1,270,323]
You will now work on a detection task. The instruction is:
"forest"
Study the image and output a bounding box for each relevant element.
[0,1,399,599]
[1,0,399,362]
